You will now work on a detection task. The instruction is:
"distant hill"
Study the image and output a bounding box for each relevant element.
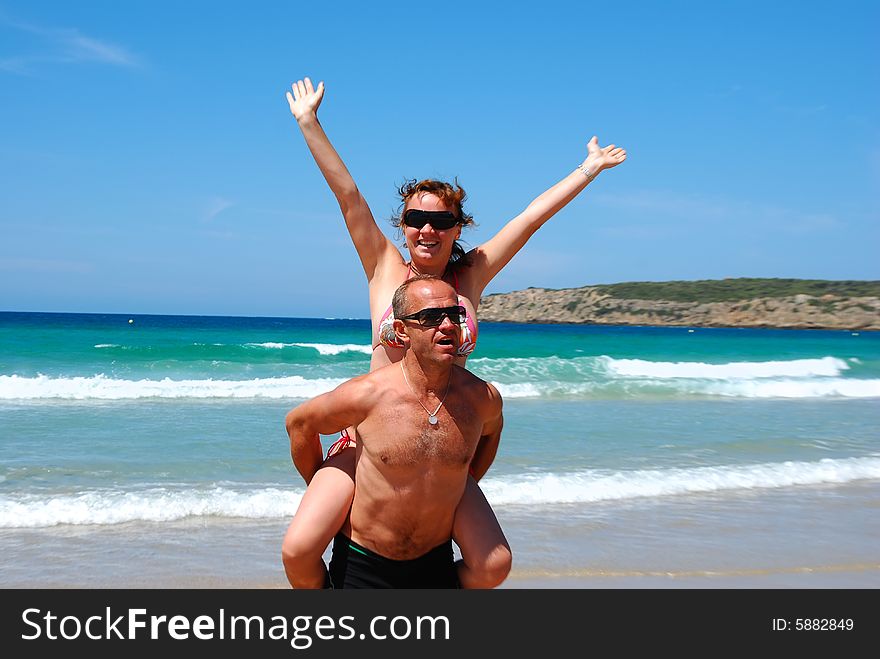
[478,278,880,330]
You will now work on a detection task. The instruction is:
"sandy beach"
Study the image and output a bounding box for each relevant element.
[5,522,877,589]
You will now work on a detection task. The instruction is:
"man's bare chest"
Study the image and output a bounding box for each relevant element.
[357,399,480,469]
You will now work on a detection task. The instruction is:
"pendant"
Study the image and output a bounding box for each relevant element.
[428,415,438,425]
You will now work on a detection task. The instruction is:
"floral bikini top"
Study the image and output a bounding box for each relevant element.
[375,266,478,357]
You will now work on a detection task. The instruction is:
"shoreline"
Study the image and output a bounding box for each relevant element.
[479,319,877,332]
[12,568,878,590]
[3,309,877,333]
[4,480,878,590]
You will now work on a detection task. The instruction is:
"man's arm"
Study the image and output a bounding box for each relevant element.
[285,376,373,484]
[468,383,504,482]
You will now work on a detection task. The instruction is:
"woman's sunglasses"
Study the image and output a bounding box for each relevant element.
[399,305,465,327]
[402,209,460,231]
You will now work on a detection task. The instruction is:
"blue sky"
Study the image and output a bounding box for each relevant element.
[1,1,877,318]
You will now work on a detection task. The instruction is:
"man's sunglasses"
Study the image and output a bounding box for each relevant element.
[399,305,465,327]
[402,209,460,231]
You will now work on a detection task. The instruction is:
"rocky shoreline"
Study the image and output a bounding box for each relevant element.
[478,285,880,330]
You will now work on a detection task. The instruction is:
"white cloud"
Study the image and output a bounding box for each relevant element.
[204,197,235,222]
[590,189,730,220]
[0,258,94,273]
[0,56,29,74]
[773,102,828,117]
[590,189,845,235]
[708,84,743,99]
[62,33,137,66]
[0,15,139,73]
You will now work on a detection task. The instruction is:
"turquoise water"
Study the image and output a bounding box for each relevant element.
[1,311,878,586]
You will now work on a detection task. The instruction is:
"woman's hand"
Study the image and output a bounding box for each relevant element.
[584,136,627,174]
[286,77,325,123]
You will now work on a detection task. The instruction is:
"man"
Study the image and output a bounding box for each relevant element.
[283,275,505,588]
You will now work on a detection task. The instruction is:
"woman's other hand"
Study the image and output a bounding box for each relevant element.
[584,136,627,174]
[286,77,325,123]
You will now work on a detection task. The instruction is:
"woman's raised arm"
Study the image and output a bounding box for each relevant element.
[286,77,394,280]
[468,136,626,294]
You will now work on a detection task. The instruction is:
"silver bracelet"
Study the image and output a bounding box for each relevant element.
[576,163,596,181]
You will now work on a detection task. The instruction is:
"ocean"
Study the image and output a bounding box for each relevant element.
[1,311,878,588]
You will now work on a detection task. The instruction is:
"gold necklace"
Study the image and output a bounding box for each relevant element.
[400,362,451,425]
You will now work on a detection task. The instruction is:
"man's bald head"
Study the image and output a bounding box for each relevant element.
[392,275,457,319]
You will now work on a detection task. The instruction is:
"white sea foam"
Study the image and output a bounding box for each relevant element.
[493,376,880,400]
[0,374,346,400]
[471,354,852,382]
[3,351,875,400]
[3,457,878,527]
[93,344,118,349]
[491,382,545,398]
[471,354,877,399]
[480,456,880,506]
[697,378,880,399]
[0,486,303,528]
[2,371,877,401]
[602,356,849,379]
[470,355,603,383]
[292,343,373,355]
[245,342,372,355]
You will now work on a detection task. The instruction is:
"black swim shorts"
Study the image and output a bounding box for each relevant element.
[328,533,460,589]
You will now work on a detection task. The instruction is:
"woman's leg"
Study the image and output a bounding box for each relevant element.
[281,448,355,588]
[453,476,512,588]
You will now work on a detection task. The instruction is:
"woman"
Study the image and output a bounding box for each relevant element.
[282,77,626,588]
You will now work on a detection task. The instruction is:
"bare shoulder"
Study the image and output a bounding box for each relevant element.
[454,365,503,411]
[331,369,385,410]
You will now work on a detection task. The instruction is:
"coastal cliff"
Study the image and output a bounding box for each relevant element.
[478,278,880,330]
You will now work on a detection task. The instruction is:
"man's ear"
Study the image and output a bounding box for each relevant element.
[393,319,410,345]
